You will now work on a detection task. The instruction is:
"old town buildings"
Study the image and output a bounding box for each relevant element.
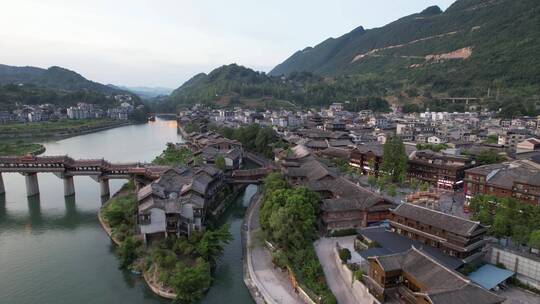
[465,159,540,205]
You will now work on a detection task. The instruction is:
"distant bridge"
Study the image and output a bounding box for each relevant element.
[244,152,277,169]
[226,167,277,184]
[0,155,170,197]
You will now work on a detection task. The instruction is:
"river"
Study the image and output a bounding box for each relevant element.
[0,118,255,304]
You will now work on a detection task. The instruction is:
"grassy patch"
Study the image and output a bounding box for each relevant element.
[0,119,125,137]
[0,141,44,156]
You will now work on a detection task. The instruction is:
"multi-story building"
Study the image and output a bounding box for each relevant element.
[498,130,529,151]
[464,159,540,205]
[323,119,346,131]
[389,203,488,263]
[137,165,225,242]
[408,150,474,190]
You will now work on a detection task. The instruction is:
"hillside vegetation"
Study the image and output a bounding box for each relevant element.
[270,0,540,98]
[0,65,135,109]
[157,64,390,112]
[158,0,539,116]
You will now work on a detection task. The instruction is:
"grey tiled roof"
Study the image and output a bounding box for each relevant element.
[372,247,504,304]
[392,203,482,237]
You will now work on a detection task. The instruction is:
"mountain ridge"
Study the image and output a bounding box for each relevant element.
[0,64,126,95]
[269,0,540,100]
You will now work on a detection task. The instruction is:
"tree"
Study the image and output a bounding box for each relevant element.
[380,136,408,183]
[170,258,211,304]
[529,230,540,250]
[420,182,429,192]
[377,177,387,192]
[195,224,232,266]
[117,236,141,269]
[338,248,351,264]
[367,175,377,189]
[512,225,530,245]
[263,173,289,194]
[214,156,226,170]
[475,150,506,166]
[388,184,397,197]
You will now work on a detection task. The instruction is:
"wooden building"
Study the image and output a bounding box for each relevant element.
[364,247,504,304]
[279,146,394,231]
[407,150,474,190]
[464,159,540,205]
[389,203,487,263]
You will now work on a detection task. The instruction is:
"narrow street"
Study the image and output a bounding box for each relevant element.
[314,237,362,304]
[245,193,304,304]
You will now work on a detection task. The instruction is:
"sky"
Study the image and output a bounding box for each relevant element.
[0,0,455,88]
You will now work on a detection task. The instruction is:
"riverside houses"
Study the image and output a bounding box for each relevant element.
[390,203,488,263]
[464,159,540,205]
[137,165,225,243]
[365,247,504,304]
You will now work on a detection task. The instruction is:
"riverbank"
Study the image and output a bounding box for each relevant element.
[0,142,45,156]
[98,184,178,300]
[0,119,133,140]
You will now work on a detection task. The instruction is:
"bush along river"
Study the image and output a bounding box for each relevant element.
[0,118,255,304]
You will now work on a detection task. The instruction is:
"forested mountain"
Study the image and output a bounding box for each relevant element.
[0,64,124,94]
[157,0,539,116]
[270,0,540,100]
[110,85,173,99]
[158,64,390,112]
[0,64,136,109]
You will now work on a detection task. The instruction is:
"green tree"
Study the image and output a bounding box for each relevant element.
[388,184,397,197]
[529,230,540,250]
[214,155,226,170]
[195,225,232,266]
[338,248,351,264]
[367,175,377,189]
[117,236,141,269]
[475,150,506,166]
[170,258,212,304]
[512,225,530,245]
[380,136,408,183]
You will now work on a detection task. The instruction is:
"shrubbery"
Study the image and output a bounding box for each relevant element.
[259,173,337,304]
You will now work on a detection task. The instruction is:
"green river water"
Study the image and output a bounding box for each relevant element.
[0,118,255,304]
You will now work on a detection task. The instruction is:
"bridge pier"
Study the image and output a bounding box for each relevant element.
[63,176,75,197]
[23,173,40,197]
[0,173,4,194]
[100,179,110,197]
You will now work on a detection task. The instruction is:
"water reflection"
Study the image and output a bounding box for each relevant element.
[0,194,97,233]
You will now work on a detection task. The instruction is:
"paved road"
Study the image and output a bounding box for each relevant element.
[314,237,360,304]
[245,193,303,304]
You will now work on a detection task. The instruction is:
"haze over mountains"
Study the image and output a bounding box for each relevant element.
[159,0,539,115]
[1,0,538,116]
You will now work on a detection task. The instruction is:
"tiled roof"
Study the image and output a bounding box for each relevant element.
[466,160,540,188]
[392,203,482,237]
[372,247,504,304]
